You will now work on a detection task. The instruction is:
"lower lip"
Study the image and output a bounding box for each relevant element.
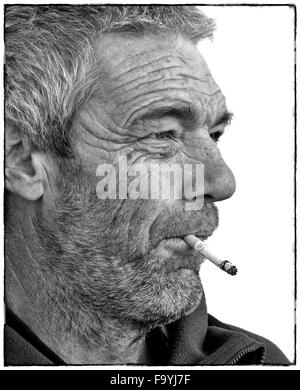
[162,237,189,249]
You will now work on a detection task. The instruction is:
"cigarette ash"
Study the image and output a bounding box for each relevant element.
[226,265,238,276]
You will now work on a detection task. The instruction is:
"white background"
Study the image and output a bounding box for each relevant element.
[197,5,295,362]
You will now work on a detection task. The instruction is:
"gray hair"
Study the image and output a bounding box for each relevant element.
[5,5,215,156]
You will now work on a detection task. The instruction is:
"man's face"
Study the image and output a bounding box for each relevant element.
[43,33,235,328]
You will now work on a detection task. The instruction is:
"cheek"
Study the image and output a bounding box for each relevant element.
[81,192,164,262]
[52,162,161,265]
[107,199,166,261]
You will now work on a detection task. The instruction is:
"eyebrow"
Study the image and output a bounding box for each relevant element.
[130,103,233,129]
[212,111,234,128]
[131,103,201,127]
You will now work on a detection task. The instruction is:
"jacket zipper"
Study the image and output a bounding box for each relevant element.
[227,343,265,365]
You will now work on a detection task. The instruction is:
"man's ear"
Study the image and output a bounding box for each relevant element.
[5,123,45,201]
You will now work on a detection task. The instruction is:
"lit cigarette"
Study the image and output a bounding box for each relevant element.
[184,235,238,276]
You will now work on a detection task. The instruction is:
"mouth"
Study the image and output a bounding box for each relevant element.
[158,232,211,248]
[148,203,219,253]
[156,234,208,274]
[159,236,209,258]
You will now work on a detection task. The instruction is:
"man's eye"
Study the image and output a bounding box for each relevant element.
[210,131,223,143]
[153,130,176,140]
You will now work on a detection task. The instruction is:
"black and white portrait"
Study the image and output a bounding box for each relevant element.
[3,4,296,368]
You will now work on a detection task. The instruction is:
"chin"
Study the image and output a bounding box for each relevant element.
[78,242,204,329]
[124,270,204,328]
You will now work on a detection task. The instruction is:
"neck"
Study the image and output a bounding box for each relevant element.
[5,194,147,364]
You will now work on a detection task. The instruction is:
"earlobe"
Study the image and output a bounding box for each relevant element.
[5,165,44,201]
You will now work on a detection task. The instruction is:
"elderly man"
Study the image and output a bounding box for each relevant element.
[4,5,289,365]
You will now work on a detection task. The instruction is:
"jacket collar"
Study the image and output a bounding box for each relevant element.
[144,297,265,365]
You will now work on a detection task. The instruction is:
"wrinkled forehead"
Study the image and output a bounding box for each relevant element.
[94,32,210,71]
[92,33,226,126]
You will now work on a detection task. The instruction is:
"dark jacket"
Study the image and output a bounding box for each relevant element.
[4,301,290,366]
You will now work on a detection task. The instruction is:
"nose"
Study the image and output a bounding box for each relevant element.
[204,158,236,202]
[183,136,236,204]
